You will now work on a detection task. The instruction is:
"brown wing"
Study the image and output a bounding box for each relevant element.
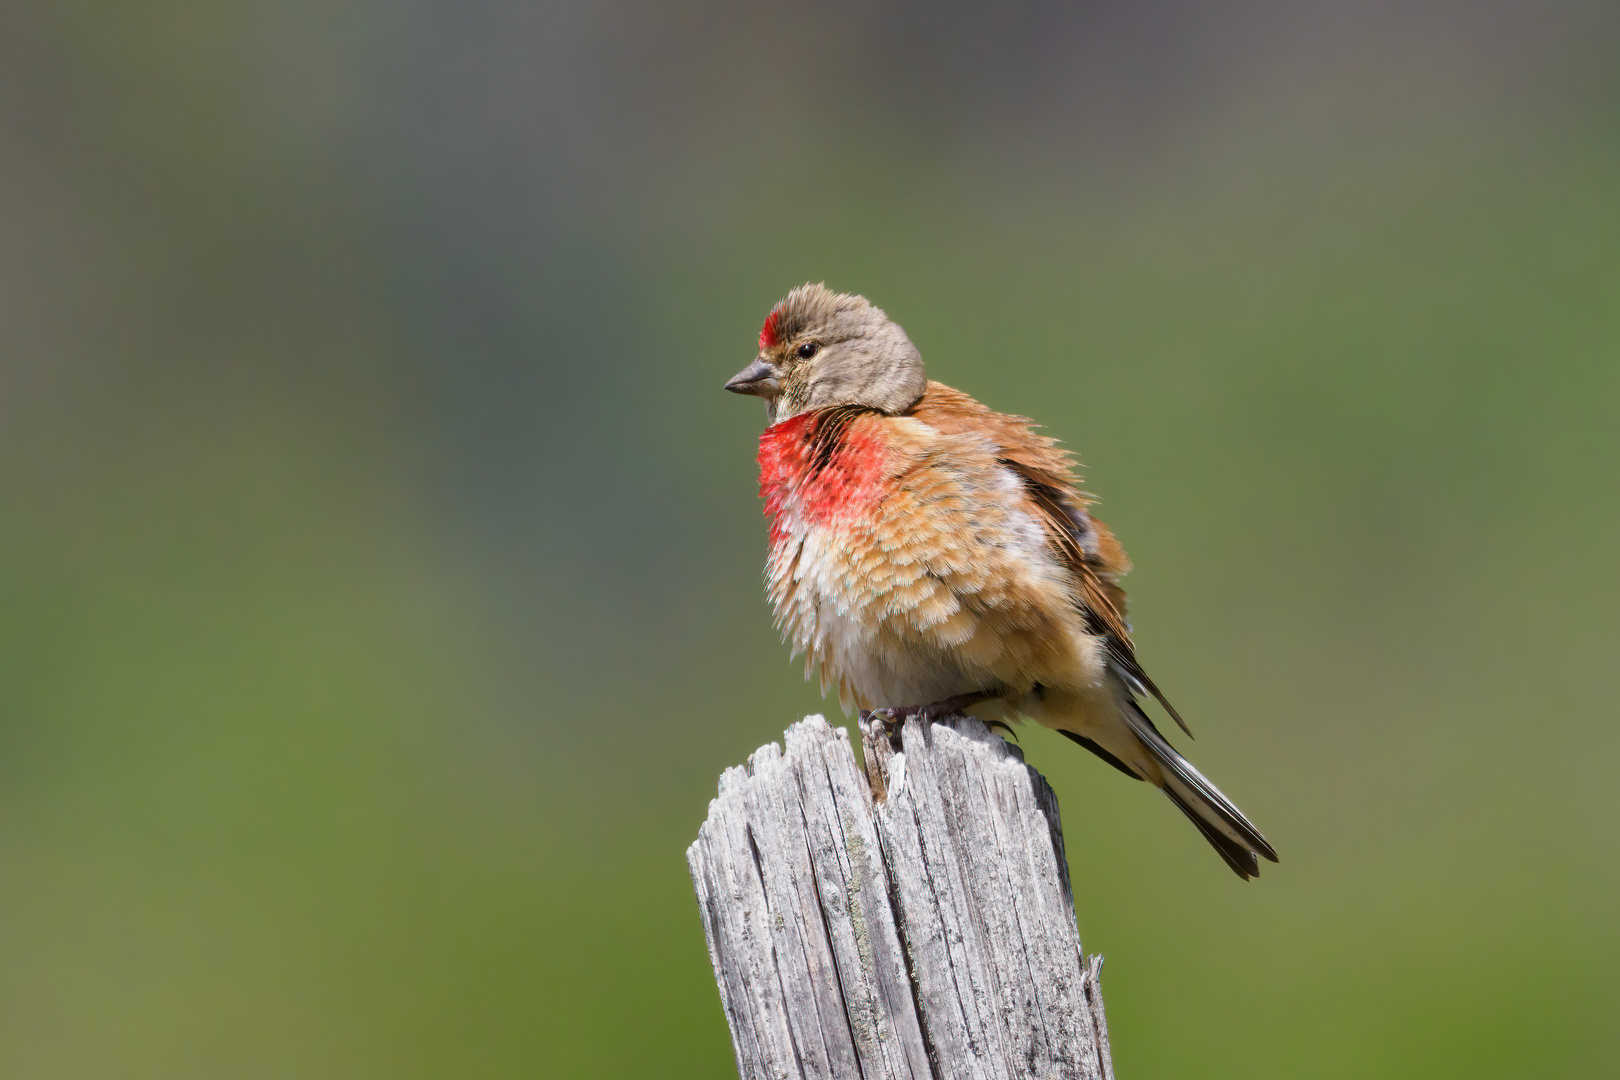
[909,381,1193,737]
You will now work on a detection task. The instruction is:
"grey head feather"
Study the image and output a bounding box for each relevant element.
[763,284,927,423]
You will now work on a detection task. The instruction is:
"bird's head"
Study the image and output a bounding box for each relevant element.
[725,284,926,424]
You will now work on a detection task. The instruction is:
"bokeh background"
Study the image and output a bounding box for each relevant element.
[3,1,1618,1076]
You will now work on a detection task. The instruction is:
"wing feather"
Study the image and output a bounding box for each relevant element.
[910,381,1193,737]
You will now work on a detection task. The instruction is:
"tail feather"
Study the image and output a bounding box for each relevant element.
[1162,785,1263,879]
[1120,700,1279,879]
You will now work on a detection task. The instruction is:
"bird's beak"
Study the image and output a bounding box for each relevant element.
[724,356,780,398]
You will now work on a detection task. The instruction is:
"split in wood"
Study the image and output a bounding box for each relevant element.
[689,713,1115,1080]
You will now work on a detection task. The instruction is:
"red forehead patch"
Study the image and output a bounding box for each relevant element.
[759,310,781,349]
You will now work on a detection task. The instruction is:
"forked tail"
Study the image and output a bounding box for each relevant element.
[1061,700,1279,879]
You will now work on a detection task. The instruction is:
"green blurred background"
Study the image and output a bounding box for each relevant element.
[2,1,1617,1076]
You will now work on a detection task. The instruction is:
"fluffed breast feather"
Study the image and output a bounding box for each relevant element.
[760,381,1143,713]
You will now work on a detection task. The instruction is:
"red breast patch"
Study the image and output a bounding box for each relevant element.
[758,411,888,543]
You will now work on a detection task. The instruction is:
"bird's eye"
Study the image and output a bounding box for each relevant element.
[796,342,819,359]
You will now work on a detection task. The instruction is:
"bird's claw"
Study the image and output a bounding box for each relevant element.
[860,706,916,751]
[982,718,1020,742]
[861,705,920,729]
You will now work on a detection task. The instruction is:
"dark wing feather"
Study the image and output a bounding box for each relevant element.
[1010,467,1194,739]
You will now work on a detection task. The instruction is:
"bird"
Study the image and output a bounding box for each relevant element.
[724,283,1278,879]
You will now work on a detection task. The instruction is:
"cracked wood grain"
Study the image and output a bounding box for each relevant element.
[689,714,1114,1080]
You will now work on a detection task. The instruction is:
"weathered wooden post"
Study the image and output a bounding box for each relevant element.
[688,712,1114,1080]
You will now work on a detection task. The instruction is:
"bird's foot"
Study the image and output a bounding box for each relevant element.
[860,691,998,748]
